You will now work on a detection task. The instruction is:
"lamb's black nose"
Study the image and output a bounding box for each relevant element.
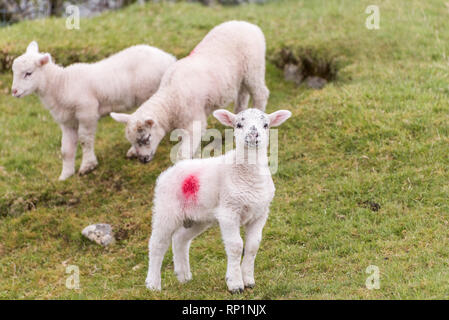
[139,155,151,164]
[248,130,258,139]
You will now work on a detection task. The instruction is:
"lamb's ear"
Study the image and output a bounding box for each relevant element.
[26,41,39,53]
[213,109,235,127]
[268,110,292,127]
[145,119,154,127]
[37,53,50,67]
[110,112,131,124]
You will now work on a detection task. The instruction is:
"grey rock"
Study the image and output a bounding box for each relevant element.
[192,0,216,5]
[283,63,303,85]
[82,223,115,246]
[306,76,327,90]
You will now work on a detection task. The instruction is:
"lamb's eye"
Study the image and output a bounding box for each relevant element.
[264,123,269,129]
[24,72,32,78]
[236,123,243,129]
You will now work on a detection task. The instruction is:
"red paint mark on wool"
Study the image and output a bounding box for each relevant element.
[189,48,196,56]
[182,174,200,201]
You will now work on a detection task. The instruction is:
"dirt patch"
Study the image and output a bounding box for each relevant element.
[95,174,127,193]
[114,222,138,241]
[0,190,80,218]
[271,47,341,89]
[359,200,381,212]
[0,49,15,73]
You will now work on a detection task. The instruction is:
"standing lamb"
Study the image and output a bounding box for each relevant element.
[11,41,176,180]
[110,20,270,164]
[145,108,291,292]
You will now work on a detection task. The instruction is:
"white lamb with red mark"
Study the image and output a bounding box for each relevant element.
[110,20,270,164]
[145,108,291,293]
[11,41,176,180]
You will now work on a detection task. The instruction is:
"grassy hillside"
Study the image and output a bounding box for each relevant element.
[1,0,449,299]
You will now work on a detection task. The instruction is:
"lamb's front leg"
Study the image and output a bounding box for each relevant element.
[217,213,245,293]
[126,145,137,159]
[177,120,205,160]
[78,118,98,175]
[241,212,268,289]
[59,124,78,181]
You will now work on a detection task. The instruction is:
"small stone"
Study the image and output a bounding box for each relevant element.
[132,264,142,271]
[198,0,216,5]
[81,224,115,247]
[306,76,327,89]
[68,198,79,206]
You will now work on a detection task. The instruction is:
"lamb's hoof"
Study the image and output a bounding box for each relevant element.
[79,161,98,176]
[229,288,244,294]
[243,276,255,289]
[175,271,192,283]
[145,278,161,291]
[226,277,244,294]
[58,171,74,181]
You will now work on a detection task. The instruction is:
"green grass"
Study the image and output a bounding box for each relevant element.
[1,0,449,299]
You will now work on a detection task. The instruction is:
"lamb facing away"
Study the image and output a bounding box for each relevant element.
[145,108,291,293]
[11,41,176,180]
[110,20,270,164]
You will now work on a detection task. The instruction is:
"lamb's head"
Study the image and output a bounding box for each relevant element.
[110,112,165,163]
[11,41,52,98]
[213,108,292,149]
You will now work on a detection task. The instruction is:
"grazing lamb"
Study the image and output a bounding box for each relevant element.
[145,108,291,293]
[11,41,176,180]
[111,20,269,163]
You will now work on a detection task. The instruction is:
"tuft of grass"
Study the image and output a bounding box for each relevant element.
[1,0,449,299]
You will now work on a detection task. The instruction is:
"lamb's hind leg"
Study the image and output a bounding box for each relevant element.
[234,85,250,114]
[245,63,269,112]
[146,222,178,291]
[241,212,268,289]
[247,80,269,112]
[59,124,78,181]
[78,117,99,175]
[172,222,211,283]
